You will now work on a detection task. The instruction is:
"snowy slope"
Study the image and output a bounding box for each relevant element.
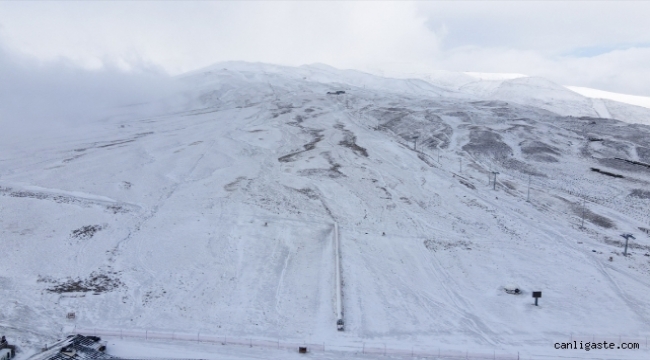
[601,99,650,126]
[2,62,650,359]
[390,70,650,123]
[567,86,650,110]
[565,86,650,126]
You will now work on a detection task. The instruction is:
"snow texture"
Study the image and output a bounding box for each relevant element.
[2,62,650,359]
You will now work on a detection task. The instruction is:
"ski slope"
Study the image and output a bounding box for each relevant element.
[567,86,650,110]
[1,62,650,359]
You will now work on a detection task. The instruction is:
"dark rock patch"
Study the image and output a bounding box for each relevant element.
[604,237,650,252]
[278,129,324,162]
[590,167,624,178]
[520,140,561,158]
[298,152,344,178]
[637,147,650,163]
[462,128,512,159]
[71,225,104,240]
[571,203,616,228]
[293,187,320,200]
[370,108,452,150]
[335,124,368,157]
[424,239,472,252]
[43,271,124,294]
[96,139,136,148]
[629,189,650,199]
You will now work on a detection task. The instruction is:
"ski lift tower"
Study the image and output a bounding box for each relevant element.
[491,171,499,190]
[620,233,635,256]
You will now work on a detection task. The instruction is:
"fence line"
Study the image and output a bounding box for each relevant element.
[73,327,650,359]
[74,327,521,360]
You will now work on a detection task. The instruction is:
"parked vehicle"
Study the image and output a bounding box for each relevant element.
[0,336,15,359]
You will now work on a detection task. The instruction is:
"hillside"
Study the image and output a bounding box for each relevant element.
[1,63,650,358]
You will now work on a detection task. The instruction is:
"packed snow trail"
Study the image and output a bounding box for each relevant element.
[592,98,612,118]
[334,222,342,326]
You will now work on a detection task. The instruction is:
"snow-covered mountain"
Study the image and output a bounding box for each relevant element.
[2,62,650,359]
[376,68,650,124]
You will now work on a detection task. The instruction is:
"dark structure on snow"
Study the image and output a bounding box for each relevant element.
[32,334,201,360]
[0,335,16,360]
[35,335,110,360]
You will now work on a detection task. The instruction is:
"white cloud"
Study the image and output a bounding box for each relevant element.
[436,46,650,96]
[0,1,441,74]
[0,1,649,95]
[420,1,650,53]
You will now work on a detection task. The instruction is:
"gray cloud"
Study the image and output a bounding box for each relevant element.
[0,1,649,96]
[0,45,178,145]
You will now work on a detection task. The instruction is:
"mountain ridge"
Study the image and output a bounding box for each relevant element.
[1,62,650,357]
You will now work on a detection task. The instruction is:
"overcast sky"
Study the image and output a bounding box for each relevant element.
[1,1,649,97]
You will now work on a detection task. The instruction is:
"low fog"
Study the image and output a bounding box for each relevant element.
[0,46,180,146]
